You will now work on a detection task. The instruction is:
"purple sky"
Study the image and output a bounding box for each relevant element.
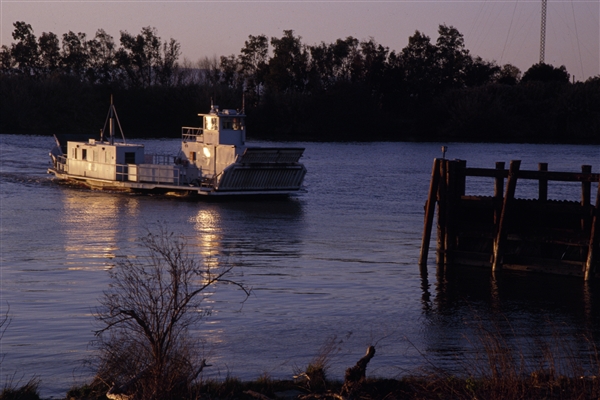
[2,0,599,81]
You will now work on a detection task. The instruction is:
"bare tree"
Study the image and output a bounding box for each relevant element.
[94,226,250,400]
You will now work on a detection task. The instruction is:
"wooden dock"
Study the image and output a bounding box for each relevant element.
[419,159,600,280]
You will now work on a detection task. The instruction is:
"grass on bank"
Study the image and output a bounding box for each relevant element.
[1,377,41,400]
[8,325,593,400]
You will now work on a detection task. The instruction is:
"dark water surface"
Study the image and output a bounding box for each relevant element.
[1,134,599,398]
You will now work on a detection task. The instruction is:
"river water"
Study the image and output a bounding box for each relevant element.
[1,134,599,398]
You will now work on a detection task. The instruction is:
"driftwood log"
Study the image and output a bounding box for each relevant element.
[341,345,376,397]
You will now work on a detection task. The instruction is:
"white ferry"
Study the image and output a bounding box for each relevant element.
[48,100,307,196]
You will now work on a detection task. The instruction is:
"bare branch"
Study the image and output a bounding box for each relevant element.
[93,225,249,399]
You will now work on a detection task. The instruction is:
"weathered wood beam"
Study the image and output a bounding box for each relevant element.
[492,160,521,272]
[419,158,441,268]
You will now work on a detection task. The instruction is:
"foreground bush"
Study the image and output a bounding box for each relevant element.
[91,226,249,400]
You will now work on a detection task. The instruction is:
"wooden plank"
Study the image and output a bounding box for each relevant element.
[436,160,448,266]
[492,160,521,271]
[444,160,463,265]
[511,170,599,182]
[581,165,592,232]
[494,162,505,198]
[465,167,507,178]
[464,167,598,183]
[584,177,600,281]
[503,263,584,277]
[419,158,441,268]
[538,163,548,201]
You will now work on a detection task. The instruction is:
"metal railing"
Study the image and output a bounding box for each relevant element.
[53,156,182,186]
[182,127,203,142]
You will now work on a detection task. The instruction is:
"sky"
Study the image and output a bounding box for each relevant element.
[1,0,599,81]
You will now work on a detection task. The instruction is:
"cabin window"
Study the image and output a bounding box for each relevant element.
[72,148,77,159]
[233,118,243,130]
[222,117,243,130]
[82,149,87,160]
[189,151,196,161]
[205,117,218,130]
[124,152,136,164]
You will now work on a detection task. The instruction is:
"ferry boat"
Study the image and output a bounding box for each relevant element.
[48,100,307,196]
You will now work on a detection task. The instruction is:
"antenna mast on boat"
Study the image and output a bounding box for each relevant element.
[102,95,126,144]
[539,0,547,63]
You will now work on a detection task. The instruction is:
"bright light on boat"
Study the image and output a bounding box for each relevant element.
[203,147,211,158]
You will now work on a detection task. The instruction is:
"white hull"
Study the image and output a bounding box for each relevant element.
[48,167,305,197]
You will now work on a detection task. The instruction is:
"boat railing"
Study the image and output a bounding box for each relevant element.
[52,154,68,172]
[182,127,203,142]
[126,164,182,186]
[61,157,183,186]
[146,154,175,165]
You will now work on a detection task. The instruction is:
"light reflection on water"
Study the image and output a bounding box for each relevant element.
[1,134,599,398]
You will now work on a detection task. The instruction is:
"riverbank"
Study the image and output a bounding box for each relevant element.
[4,333,600,400]
[5,370,600,400]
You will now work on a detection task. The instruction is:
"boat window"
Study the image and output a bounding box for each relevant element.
[125,152,136,164]
[189,151,196,161]
[82,149,87,160]
[221,117,243,130]
[206,117,218,131]
[233,118,243,130]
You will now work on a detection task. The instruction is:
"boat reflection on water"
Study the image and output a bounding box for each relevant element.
[419,264,600,374]
[59,189,142,271]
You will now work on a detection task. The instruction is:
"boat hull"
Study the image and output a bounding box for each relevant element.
[48,168,305,197]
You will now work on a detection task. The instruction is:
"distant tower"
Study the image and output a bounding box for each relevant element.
[539,0,548,63]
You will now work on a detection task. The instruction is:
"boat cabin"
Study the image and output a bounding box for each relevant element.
[182,106,247,178]
[66,139,146,181]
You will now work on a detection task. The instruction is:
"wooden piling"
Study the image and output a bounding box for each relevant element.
[420,158,599,280]
[494,162,505,199]
[494,162,505,226]
[419,158,441,268]
[582,165,592,206]
[437,160,448,266]
[582,165,592,232]
[538,163,548,202]
[444,160,463,266]
[492,160,521,272]
[584,176,600,281]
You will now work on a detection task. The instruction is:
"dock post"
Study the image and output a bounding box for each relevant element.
[584,176,600,281]
[582,165,592,232]
[538,163,548,202]
[493,162,505,225]
[436,160,448,267]
[492,160,521,272]
[444,160,466,266]
[494,162,505,198]
[419,158,441,268]
[582,165,592,206]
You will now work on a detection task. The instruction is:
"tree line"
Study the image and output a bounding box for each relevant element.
[1,21,598,143]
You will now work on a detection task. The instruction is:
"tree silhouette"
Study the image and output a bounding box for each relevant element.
[267,30,308,93]
[11,21,39,75]
[239,34,269,98]
[521,63,569,83]
[61,31,89,79]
